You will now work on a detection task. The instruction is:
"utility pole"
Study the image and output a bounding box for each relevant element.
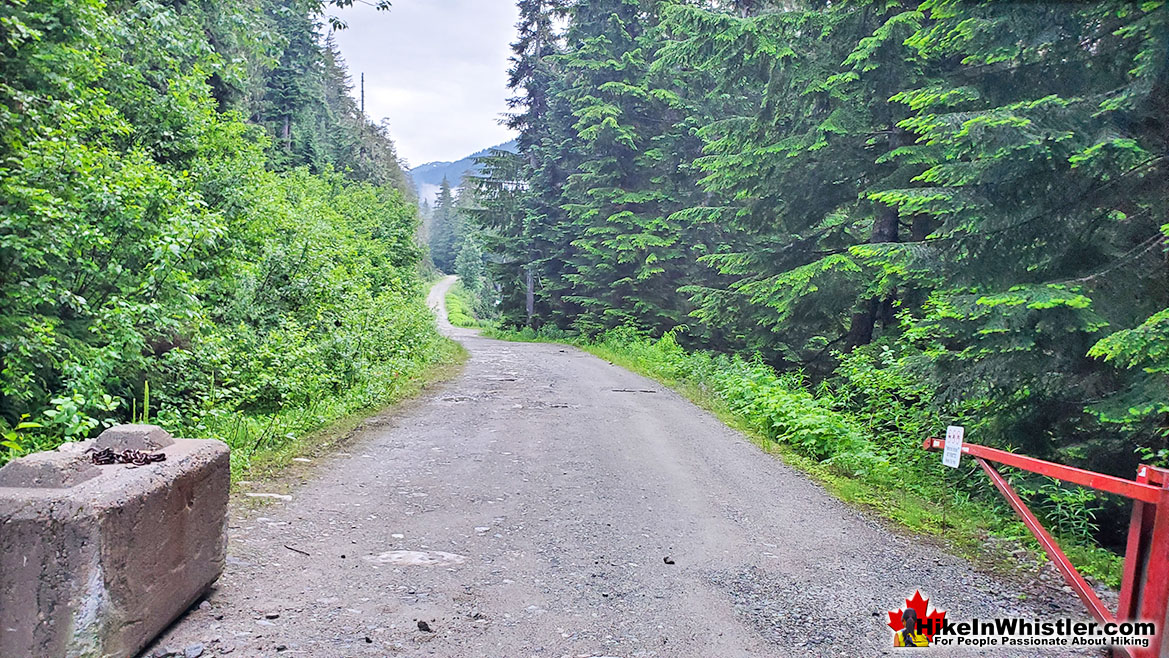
[526,267,535,327]
[359,72,366,160]
[525,154,537,328]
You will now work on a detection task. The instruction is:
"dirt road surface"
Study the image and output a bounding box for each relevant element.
[146,276,1087,657]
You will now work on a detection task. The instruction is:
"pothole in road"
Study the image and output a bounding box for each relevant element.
[441,391,502,403]
[363,550,468,567]
[524,400,578,410]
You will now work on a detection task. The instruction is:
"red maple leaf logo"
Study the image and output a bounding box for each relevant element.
[887,590,947,642]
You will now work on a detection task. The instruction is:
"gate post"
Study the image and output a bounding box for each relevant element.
[1133,482,1169,658]
[1115,467,1169,658]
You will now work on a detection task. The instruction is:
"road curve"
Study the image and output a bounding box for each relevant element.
[147,276,1083,657]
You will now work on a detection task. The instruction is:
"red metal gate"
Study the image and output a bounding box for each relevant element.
[924,437,1169,658]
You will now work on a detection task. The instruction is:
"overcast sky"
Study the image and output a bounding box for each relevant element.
[332,0,519,167]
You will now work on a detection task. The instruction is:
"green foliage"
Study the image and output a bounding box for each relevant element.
[0,0,445,470]
[1087,307,1169,432]
[452,236,499,322]
[1025,479,1102,544]
[584,328,888,476]
[1,415,45,460]
[465,149,534,327]
[455,238,485,291]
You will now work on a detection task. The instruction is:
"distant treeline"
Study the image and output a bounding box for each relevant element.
[0,0,445,470]
[466,0,1168,536]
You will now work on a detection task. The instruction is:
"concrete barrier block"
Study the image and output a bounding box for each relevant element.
[0,449,101,489]
[0,425,229,658]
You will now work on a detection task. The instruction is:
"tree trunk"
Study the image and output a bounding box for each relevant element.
[910,214,932,242]
[846,202,900,348]
[282,115,291,152]
[845,298,878,348]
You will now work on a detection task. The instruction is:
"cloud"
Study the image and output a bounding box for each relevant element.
[331,0,520,166]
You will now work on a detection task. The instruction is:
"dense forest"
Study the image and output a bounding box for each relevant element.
[453,0,1168,558]
[0,0,448,471]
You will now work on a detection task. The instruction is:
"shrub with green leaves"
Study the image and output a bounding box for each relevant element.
[0,0,443,470]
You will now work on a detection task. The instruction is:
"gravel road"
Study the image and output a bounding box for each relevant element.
[145,276,1091,657]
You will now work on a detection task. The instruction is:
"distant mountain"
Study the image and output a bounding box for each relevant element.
[409,139,518,203]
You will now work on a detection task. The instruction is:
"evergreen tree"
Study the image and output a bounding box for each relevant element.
[500,0,707,336]
[429,178,461,271]
[321,35,411,191]
[467,149,533,327]
[658,2,928,366]
[882,1,1169,458]
[261,0,329,169]
[502,0,569,327]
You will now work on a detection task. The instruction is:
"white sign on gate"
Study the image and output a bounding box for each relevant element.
[942,425,964,468]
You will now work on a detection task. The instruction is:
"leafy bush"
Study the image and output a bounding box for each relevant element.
[0,0,449,472]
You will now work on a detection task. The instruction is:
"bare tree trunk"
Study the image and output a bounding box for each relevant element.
[282,115,291,152]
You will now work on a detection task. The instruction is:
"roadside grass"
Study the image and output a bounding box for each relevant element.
[445,281,493,328]
[485,325,1124,590]
[480,325,574,342]
[221,337,467,483]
